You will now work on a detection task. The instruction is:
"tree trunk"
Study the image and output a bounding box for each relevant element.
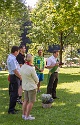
[59,32,63,63]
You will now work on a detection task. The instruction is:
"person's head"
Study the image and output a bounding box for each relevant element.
[53,50,59,58]
[11,46,19,57]
[26,54,33,63]
[38,49,43,56]
[19,45,26,54]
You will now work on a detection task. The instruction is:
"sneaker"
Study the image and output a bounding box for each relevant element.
[22,115,32,119]
[22,115,25,119]
[37,90,41,93]
[24,116,35,120]
[18,100,23,105]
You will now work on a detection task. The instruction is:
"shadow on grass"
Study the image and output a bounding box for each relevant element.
[33,86,80,125]
[0,71,80,125]
[0,86,80,124]
[44,73,80,85]
[0,72,8,76]
[59,73,80,83]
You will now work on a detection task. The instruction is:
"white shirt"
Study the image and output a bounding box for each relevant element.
[47,55,60,72]
[20,64,39,91]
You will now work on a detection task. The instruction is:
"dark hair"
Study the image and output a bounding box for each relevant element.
[19,45,25,49]
[53,50,59,54]
[11,46,19,53]
[38,49,43,53]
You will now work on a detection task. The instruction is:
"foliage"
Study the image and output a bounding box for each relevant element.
[0,0,27,17]
[63,44,80,60]
[0,0,28,62]
[28,0,80,62]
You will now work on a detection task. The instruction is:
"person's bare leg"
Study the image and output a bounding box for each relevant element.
[22,100,28,115]
[26,102,33,117]
[18,85,22,97]
[37,82,40,91]
[18,85,23,104]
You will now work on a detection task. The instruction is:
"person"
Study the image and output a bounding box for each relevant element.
[7,46,22,114]
[20,54,39,120]
[46,50,60,99]
[16,45,26,104]
[34,49,45,93]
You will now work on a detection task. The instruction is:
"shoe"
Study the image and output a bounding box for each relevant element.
[22,115,32,119]
[24,116,35,120]
[53,97,59,99]
[17,100,23,105]
[16,99,19,102]
[37,90,41,93]
[8,111,17,114]
[22,115,25,119]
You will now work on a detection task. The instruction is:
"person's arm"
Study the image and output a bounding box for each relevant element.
[35,65,41,71]
[10,59,22,80]
[34,56,41,71]
[13,69,22,80]
[31,68,39,84]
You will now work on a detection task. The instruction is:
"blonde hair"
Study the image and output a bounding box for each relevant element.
[26,54,33,62]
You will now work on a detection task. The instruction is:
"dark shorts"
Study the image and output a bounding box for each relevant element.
[37,73,44,82]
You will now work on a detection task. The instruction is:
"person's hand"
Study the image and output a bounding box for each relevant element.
[45,66,47,68]
[20,76,22,81]
[59,62,64,67]
[39,69,44,72]
[55,63,59,66]
[59,62,64,66]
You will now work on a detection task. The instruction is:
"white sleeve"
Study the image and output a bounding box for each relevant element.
[47,58,52,66]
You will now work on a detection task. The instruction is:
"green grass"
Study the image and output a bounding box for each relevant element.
[0,68,80,125]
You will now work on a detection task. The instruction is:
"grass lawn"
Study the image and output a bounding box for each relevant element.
[0,67,80,125]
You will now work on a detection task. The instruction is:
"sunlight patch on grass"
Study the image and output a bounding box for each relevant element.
[43,68,48,74]
[0,112,5,115]
[53,102,65,106]
[0,68,80,125]
[37,99,41,102]
[76,104,80,107]
[0,74,8,76]
[0,88,8,90]
[0,71,8,73]
[60,68,80,74]
[58,82,80,93]
[41,85,47,88]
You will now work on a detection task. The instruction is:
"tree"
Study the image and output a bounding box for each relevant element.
[0,0,28,62]
[28,0,80,62]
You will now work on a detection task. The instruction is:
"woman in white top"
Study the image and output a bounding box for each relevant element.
[20,54,39,120]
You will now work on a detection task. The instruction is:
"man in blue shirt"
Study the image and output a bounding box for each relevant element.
[7,46,22,114]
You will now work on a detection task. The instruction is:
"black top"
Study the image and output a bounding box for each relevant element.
[16,53,25,65]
